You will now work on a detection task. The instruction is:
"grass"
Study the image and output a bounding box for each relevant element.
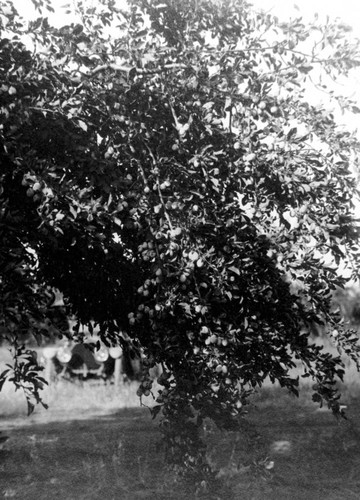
[1,340,360,499]
[0,378,142,420]
[2,389,360,499]
[0,408,175,500]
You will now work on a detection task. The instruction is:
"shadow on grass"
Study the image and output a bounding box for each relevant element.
[1,392,360,499]
[0,407,177,500]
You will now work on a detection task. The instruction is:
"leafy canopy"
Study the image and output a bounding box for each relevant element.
[1,0,360,477]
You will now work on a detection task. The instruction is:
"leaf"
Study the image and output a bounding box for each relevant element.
[73,24,83,36]
[286,127,297,140]
[298,65,313,74]
[203,101,214,111]
[78,120,88,132]
[69,205,78,219]
[312,393,322,405]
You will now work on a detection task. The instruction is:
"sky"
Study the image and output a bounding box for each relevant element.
[251,0,360,33]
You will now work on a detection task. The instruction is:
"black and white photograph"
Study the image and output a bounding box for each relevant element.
[1,0,360,498]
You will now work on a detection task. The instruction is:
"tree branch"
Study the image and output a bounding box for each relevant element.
[88,63,187,77]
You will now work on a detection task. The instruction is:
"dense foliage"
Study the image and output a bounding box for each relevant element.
[2,0,360,479]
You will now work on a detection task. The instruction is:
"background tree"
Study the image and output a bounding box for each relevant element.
[1,0,360,481]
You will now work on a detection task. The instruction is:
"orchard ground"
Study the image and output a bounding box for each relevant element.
[1,345,360,499]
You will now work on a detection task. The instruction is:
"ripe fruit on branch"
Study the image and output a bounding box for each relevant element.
[189,250,199,261]
[258,101,267,110]
[244,153,256,162]
[170,227,182,238]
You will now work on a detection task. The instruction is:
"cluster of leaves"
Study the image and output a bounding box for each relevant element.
[1,0,360,480]
[0,335,48,415]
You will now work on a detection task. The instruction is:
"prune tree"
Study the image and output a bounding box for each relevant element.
[1,0,360,479]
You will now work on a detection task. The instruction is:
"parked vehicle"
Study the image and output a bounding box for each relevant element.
[41,338,124,382]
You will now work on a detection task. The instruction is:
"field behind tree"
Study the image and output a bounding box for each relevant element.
[1,343,360,500]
